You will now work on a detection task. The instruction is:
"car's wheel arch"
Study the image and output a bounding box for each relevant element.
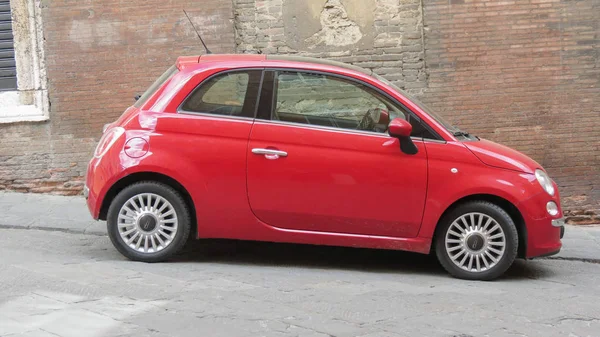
[432,194,527,258]
[98,171,197,239]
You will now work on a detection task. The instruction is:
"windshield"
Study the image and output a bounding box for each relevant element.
[134,65,179,108]
[373,73,456,131]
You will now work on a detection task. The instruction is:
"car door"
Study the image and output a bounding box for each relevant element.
[246,70,428,238]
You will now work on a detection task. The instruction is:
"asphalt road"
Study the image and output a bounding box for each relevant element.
[1,228,599,337]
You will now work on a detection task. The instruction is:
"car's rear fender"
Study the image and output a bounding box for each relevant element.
[95,160,199,221]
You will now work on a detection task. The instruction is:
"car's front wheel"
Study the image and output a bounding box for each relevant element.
[435,201,519,280]
[107,181,191,262]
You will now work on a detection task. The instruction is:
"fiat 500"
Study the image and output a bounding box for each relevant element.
[85,54,564,280]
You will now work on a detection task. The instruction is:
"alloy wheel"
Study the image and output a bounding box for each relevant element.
[117,193,178,254]
[444,212,506,273]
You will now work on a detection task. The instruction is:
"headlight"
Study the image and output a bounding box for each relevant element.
[535,169,555,196]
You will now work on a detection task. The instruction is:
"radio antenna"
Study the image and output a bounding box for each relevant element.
[183,9,212,54]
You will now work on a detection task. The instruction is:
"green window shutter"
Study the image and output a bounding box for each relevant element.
[0,0,16,91]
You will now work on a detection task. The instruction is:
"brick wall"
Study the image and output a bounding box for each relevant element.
[235,0,599,220]
[422,0,600,222]
[0,0,598,222]
[0,0,234,194]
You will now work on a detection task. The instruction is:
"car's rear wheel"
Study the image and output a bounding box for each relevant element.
[107,181,191,262]
[435,201,518,281]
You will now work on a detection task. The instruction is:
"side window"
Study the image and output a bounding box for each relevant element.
[273,71,406,133]
[408,115,439,140]
[180,70,262,118]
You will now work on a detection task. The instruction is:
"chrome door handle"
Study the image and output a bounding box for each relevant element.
[252,148,288,160]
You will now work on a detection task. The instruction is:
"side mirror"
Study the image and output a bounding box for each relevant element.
[388,118,412,138]
[388,118,418,155]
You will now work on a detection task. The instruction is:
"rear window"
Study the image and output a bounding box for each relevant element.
[134,65,178,108]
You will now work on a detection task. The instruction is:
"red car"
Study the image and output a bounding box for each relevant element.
[85,54,564,280]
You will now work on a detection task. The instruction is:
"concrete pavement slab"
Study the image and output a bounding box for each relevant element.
[83,221,109,235]
[6,330,60,337]
[0,191,99,234]
[555,225,600,261]
[2,228,600,337]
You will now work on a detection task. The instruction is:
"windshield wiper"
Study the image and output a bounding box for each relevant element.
[453,130,471,138]
[453,129,480,140]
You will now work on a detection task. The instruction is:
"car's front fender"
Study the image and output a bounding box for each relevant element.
[418,141,540,240]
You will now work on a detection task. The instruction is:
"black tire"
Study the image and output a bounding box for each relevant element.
[107,181,191,262]
[435,201,518,281]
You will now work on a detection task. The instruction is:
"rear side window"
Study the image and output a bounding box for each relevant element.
[180,70,262,118]
[134,65,178,108]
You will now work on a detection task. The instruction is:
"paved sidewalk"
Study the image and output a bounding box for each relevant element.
[1,191,599,261]
[0,191,103,235]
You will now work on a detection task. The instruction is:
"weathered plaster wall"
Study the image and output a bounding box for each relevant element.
[234,0,427,93]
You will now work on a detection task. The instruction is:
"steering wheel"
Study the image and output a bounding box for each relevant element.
[356,108,378,131]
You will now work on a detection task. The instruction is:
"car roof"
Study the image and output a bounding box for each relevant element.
[265,55,373,76]
[176,54,375,77]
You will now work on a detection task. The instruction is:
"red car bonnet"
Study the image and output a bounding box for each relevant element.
[463,139,541,174]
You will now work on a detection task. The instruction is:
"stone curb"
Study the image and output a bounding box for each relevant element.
[0,224,100,236]
[544,256,600,264]
[0,223,107,236]
[1,222,599,264]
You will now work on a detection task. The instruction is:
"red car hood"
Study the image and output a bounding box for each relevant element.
[463,139,540,174]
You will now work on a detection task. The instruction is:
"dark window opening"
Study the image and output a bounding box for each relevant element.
[408,115,438,140]
[0,0,17,91]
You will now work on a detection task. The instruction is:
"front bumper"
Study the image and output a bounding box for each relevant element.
[552,217,565,228]
[552,217,565,239]
[519,188,564,258]
[525,216,563,258]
